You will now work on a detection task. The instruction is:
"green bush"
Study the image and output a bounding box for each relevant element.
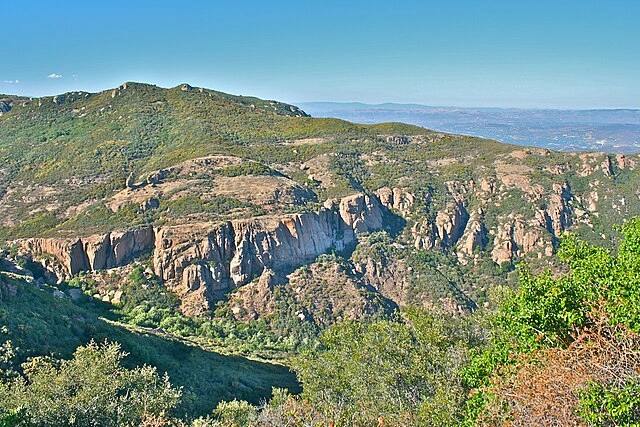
[0,340,181,426]
[578,381,640,427]
[463,218,640,426]
[294,309,473,426]
[213,399,257,427]
[219,162,273,177]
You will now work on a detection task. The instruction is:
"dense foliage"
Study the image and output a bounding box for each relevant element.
[0,341,180,426]
[464,218,640,426]
[293,309,476,426]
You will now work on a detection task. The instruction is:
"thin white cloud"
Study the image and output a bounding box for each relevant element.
[47,73,63,79]
[2,80,20,84]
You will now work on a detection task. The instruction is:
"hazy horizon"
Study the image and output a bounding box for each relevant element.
[3,82,640,113]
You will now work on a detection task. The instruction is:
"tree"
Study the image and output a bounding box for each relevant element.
[0,340,181,427]
[464,218,640,426]
[294,309,473,426]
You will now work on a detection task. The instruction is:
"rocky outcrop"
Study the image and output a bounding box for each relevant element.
[146,168,174,186]
[336,193,385,232]
[19,227,154,276]
[459,210,489,257]
[145,178,578,308]
[385,135,410,144]
[602,156,614,177]
[228,259,396,326]
[491,217,553,265]
[411,200,470,251]
[544,183,573,236]
[0,101,11,115]
[616,154,633,169]
[372,182,573,265]
[375,187,415,217]
[153,193,388,311]
[435,201,469,246]
[14,192,389,313]
[576,152,636,177]
[354,256,411,306]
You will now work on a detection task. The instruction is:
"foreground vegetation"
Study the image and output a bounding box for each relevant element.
[0,260,299,420]
[3,219,640,425]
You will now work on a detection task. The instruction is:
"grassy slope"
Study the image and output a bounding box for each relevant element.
[0,272,298,418]
[0,82,439,237]
[0,83,429,186]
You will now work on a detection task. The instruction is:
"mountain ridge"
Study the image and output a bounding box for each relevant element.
[2,81,640,326]
[299,101,640,113]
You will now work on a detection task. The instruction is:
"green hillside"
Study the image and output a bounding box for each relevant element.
[0,267,298,418]
[0,82,425,186]
[3,83,640,425]
[0,82,438,238]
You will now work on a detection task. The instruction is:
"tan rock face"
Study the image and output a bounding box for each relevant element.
[410,200,470,251]
[491,219,547,265]
[227,259,395,326]
[435,201,469,246]
[459,212,488,257]
[488,182,571,265]
[19,227,155,276]
[371,181,573,266]
[20,238,87,275]
[375,187,415,216]
[615,154,637,170]
[338,193,384,232]
[546,183,573,236]
[354,256,410,306]
[149,192,390,313]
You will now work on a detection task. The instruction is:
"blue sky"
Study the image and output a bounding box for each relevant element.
[1,0,639,108]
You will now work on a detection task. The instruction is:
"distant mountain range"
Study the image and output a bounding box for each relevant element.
[299,102,640,154]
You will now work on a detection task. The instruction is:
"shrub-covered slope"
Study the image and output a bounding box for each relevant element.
[0,265,298,418]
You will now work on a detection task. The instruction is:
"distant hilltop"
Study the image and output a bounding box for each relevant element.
[0,82,310,118]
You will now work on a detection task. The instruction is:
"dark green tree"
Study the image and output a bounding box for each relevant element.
[294,308,474,426]
[0,340,181,427]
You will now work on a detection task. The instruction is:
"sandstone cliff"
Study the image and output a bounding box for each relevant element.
[14,145,639,316]
[17,193,391,313]
[19,227,155,276]
[153,193,387,312]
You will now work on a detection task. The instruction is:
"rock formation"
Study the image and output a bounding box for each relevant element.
[153,193,388,311]
[17,193,392,312]
[20,227,154,276]
[0,101,11,115]
[12,156,632,314]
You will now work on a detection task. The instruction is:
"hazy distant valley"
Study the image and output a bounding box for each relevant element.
[301,102,640,154]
